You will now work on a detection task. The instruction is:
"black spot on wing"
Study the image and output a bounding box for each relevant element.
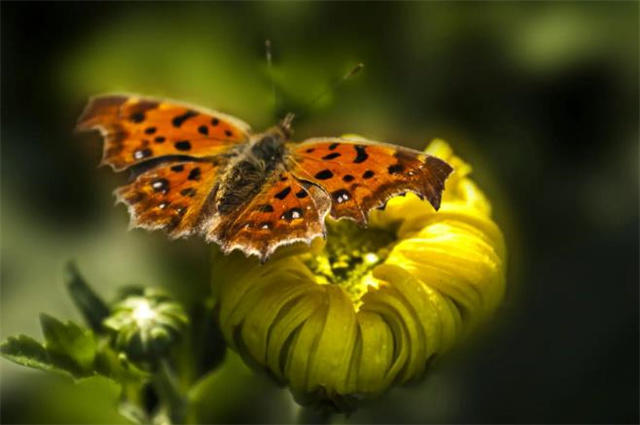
[154,136,166,143]
[198,125,209,135]
[188,167,201,181]
[281,208,303,221]
[151,178,169,194]
[388,164,404,174]
[172,110,198,127]
[295,190,308,198]
[315,169,333,180]
[258,204,274,212]
[342,174,355,182]
[363,170,374,179]
[329,143,339,150]
[174,141,191,151]
[353,145,368,163]
[130,112,145,123]
[171,165,184,172]
[322,152,341,160]
[127,101,159,124]
[144,126,157,135]
[275,186,291,200]
[332,189,351,204]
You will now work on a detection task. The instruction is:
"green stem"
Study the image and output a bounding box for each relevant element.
[154,359,186,424]
[297,406,333,425]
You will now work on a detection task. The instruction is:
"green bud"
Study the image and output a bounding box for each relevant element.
[103,288,188,363]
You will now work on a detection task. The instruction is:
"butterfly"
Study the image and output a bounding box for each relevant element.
[76,95,453,261]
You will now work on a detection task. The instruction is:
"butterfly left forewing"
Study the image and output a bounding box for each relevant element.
[287,137,453,225]
[76,95,251,171]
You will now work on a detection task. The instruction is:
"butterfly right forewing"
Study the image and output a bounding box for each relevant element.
[287,137,453,225]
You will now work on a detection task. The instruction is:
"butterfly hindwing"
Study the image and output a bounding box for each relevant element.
[288,137,453,224]
[206,170,331,260]
[76,95,251,171]
[115,160,223,238]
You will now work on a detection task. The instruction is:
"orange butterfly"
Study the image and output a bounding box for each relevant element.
[76,95,453,261]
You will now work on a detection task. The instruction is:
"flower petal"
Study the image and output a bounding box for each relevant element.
[306,286,358,394]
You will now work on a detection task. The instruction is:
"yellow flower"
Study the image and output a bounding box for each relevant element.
[212,139,506,410]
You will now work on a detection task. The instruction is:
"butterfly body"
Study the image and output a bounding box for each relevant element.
[77,95,453,261]
[215,127,288,216]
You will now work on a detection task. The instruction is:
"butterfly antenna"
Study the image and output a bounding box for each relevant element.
[296,62,364,120]
[265,39,279,118]
[278,112,296,138]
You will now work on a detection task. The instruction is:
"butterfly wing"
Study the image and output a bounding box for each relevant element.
[204,170,331,261]
[114,160,225,239]
[77,94,251,237]
[287,137,453,225]
[76,95,251,171]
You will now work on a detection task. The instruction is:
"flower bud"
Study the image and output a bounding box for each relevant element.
[103,288,188,363]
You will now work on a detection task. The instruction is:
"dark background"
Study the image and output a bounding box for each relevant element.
[1,2,638,423]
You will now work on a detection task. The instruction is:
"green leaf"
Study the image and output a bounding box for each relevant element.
[0,334,63,374]
[1,315,151,396]
[40,313,97,373]
[94,344,151,383]
[64,261,110,332]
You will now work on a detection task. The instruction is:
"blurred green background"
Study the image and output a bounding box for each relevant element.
[1,1,638,423]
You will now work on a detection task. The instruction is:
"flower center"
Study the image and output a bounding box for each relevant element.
[131,299,157,326]
[304,219,397,306]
